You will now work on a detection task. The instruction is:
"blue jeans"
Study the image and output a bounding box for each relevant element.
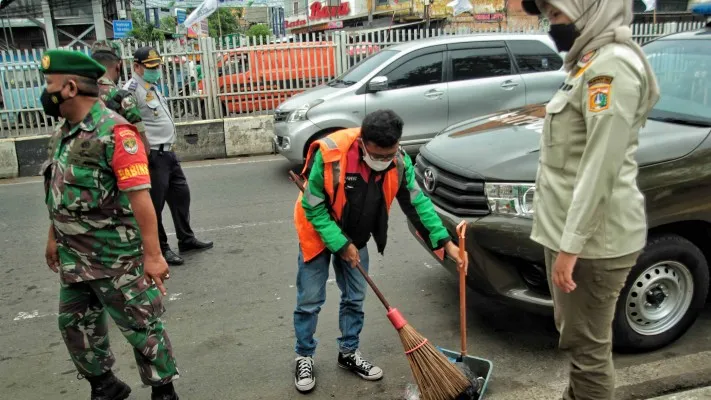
[294,246,370,357]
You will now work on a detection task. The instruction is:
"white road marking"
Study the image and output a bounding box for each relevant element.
[13,310,57,321]
[168,293,183,301]
[165,219,289,236]
[0,156,285,187]
[182,157,283,169]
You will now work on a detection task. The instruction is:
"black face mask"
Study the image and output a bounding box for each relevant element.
[548,23,579,52]
[40,87,66,118]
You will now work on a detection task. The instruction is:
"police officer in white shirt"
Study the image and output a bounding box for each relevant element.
[125,46,213,265]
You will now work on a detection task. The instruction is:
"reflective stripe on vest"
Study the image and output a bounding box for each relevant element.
[294,129,404,262]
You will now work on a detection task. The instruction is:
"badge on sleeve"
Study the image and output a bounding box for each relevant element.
[587,75,613,113]
[115,126,139,154]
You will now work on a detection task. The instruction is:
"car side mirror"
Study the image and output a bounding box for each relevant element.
[368,76,388,92]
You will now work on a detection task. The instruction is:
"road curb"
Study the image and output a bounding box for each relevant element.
[487,351,711,400]
[0,115,277,178]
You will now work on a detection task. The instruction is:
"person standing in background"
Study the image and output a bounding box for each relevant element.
[125,46,213,266]
[90,40,149,150]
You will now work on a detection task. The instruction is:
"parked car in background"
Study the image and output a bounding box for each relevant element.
[272,34,566,164]
[408,20,711,353]
[195,42,380,117]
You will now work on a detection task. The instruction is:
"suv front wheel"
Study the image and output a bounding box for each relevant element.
[612,234,709,353]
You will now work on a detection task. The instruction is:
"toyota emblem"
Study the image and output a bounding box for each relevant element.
[423,168,436,192]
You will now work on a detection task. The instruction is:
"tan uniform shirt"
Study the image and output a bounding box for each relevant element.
[530,42,651,259]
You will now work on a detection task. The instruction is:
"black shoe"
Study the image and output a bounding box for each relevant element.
[163,249,184,266]
[84,371,131,400]
[151,382,179,400]
[151,392,179,400]
[178,238,214,254]
[337,350,383,381]
[294,356,315,392]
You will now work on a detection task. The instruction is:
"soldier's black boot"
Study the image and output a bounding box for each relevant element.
[151,382,179,400]
[84,371,131,400]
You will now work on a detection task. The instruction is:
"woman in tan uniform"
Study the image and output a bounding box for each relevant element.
[521,0,660,399]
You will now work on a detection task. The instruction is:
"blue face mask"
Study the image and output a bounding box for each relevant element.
[143,68,161,84]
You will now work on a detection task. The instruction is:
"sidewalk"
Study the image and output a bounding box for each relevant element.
[649,387,711,399]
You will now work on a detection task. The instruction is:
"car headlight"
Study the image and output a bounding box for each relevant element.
[485,182,536,218]
[287,99,324,122]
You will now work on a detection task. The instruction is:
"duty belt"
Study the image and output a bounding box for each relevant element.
[150,143,173,153]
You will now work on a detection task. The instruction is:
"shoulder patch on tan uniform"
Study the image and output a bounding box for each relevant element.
[587,76,613,113]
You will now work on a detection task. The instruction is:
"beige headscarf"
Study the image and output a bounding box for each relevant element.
[537,0,660,121]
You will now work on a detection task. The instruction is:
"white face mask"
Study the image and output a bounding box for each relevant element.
[362,145,393,171]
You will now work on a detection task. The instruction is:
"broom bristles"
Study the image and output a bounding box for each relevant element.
[399,323,473,400]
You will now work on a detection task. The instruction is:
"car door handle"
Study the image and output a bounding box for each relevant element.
[424,89,444,99]
[501,80,520,90]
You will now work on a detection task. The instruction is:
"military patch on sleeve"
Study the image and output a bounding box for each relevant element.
[588,75,614,87]
[588,78,612,113]
[115,126,139,154]
[578,50,597,66]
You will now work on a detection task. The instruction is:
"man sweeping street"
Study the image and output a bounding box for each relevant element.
[291,109,467,393]
[40,49,180,400]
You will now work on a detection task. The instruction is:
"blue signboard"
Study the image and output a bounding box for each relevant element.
[113,20,134,39]
[176,9,187,25]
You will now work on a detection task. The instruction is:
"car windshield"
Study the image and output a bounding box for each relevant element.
[643,38,711,127]
[329,49,398,86]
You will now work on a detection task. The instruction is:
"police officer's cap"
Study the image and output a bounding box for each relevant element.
[133,46,163,69]
[521,0,542,15]
[91,40,122,60]
[40,49,107,80]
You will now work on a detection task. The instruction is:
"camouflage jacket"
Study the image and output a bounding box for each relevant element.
[98,76,146,136]
[43,101,152,283]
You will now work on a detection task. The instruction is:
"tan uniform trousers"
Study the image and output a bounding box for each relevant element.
[544,248,641,400]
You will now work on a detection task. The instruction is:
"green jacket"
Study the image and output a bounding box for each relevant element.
[302,146,452,255]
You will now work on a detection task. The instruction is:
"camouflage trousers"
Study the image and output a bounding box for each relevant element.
[57,265,179,386]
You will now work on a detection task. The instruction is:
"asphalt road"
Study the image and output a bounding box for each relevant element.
[2,155,711,400]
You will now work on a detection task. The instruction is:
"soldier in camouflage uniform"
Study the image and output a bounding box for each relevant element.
[90,40,150,151]
[39,49,180,400]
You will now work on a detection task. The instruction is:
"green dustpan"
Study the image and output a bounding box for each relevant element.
[438,221,494,399]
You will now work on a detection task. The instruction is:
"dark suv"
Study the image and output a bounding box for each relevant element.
[408,25,711,353]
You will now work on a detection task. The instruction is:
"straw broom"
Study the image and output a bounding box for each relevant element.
[289,171,473,400]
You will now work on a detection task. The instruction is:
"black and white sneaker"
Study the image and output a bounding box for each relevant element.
[294,356,315,392]
[337,350,383,381]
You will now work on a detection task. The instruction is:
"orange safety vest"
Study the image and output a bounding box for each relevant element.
[294,128,404,262]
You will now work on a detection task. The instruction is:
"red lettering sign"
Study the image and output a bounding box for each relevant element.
[286,19,307,28]
[474,13,504,21]
[309,1,350,20]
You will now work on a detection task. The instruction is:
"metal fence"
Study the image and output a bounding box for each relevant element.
[0,20,707,138]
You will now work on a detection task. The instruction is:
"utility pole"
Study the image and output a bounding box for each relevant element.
[368,0,374,27]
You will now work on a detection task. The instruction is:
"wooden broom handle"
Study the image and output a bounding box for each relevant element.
[457,220,468,357]
[289,170,392,311]
[354,261,392,311]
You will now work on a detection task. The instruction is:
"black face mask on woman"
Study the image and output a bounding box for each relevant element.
[549,22,579,52]
[547,0,601,53]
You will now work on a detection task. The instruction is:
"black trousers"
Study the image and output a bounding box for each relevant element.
[148,149,195,251]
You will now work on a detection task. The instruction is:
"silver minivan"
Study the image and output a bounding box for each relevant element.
[273,33,566,163]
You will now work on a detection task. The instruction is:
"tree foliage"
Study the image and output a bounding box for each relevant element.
[208,8,243,37]
[246,24,271,42]
[127,10,166,43]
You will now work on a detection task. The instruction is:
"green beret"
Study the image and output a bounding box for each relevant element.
[91,40,122,59]
[40,49,106,80]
